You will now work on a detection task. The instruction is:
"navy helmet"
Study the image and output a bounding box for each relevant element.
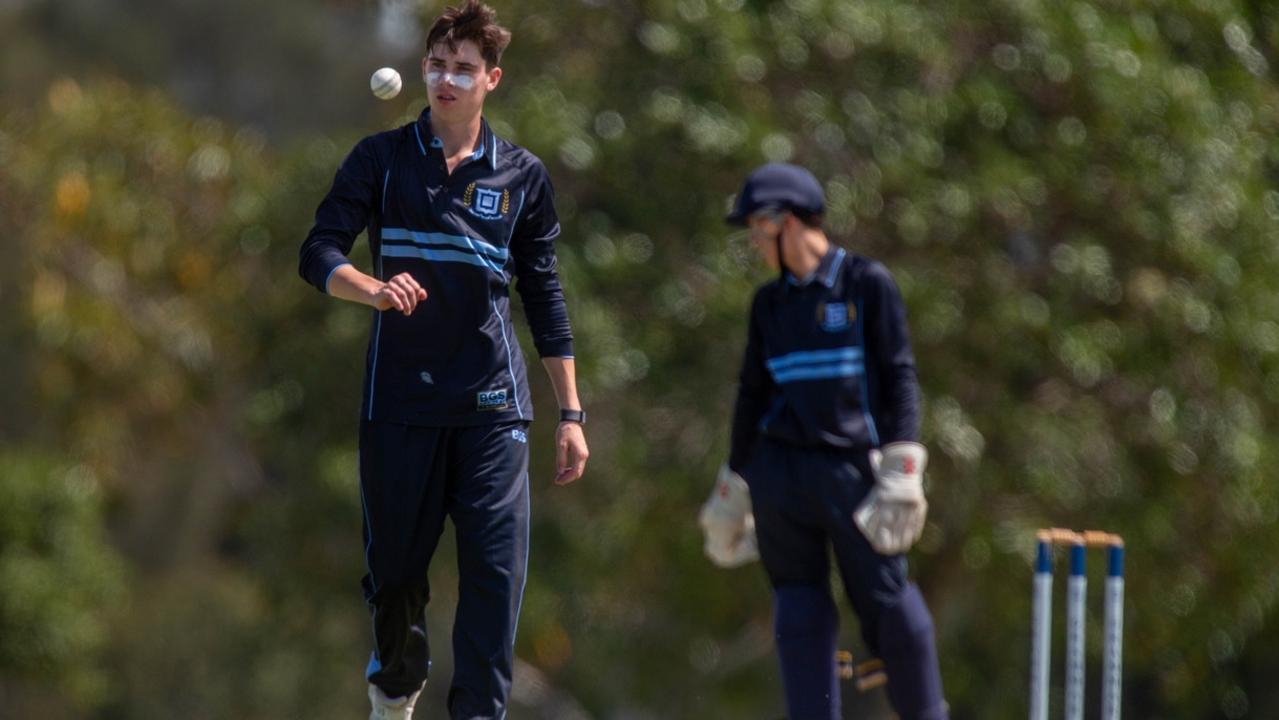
[725,162,825,226]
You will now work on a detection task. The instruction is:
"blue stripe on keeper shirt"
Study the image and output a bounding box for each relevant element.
[770,361,865,384]
[766,346,864,372]
[856,295,880,446]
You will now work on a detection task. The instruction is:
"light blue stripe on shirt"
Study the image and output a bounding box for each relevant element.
[381,244,505,270]
[381,227,508,262]
[323,261,352,294]
[771,361,865,384]
[413,124,427,155]
[766,347,863,372]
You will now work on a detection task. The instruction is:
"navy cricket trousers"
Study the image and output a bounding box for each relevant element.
[742,438,948,720]
[359,418,530,720]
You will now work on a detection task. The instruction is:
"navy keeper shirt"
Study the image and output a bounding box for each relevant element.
[728,246,921,474]
[299,108,573,426]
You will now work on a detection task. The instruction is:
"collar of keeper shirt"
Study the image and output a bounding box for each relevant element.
[307,108,574,427]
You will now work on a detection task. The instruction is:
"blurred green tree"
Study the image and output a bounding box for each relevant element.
[0,453,123,716]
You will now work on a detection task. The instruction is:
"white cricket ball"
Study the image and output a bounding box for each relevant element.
[370,67,402,100]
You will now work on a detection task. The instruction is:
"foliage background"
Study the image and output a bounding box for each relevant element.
[3,0,1279,717]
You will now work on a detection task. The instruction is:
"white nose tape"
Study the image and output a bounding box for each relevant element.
[425,70,476,91]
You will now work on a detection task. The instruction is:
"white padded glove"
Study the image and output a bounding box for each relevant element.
[853,442,929,555]
[698,464,760,568]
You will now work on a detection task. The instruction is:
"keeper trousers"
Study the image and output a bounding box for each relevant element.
[742,438,948,720]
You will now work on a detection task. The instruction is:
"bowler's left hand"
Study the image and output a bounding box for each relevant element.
[554,421,588,485]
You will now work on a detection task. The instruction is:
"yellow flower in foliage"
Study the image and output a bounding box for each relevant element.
[177,251,212,290]
[54,172,90,219]
[532,620,572,672]
[47,78,83,115]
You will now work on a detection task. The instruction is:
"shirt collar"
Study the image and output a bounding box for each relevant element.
[784,246,845,289]
[415,108,499,171]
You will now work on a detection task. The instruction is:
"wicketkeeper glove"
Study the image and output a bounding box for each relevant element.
[698,464,760,568]
[853,442,929,555]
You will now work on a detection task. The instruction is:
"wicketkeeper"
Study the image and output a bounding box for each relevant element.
[705,163,948,719]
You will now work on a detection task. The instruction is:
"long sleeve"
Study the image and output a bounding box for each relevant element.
[298,138,380,293]
[862,263,920,443]
[510,161,573,358]
[729,291,775,474]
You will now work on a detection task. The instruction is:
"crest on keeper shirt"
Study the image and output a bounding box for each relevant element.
[818,301,855,332]
[464,183,510,220]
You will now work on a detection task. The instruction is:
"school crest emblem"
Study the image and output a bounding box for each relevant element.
[464,183,510,220]
[818,301,855,332]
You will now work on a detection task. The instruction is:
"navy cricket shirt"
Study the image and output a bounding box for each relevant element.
[728,247,921,474]
[299,108,573,426]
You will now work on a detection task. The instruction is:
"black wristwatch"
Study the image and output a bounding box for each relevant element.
[559,408,586,425]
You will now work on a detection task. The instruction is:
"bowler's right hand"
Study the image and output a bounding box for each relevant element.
[371,272,428,315]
